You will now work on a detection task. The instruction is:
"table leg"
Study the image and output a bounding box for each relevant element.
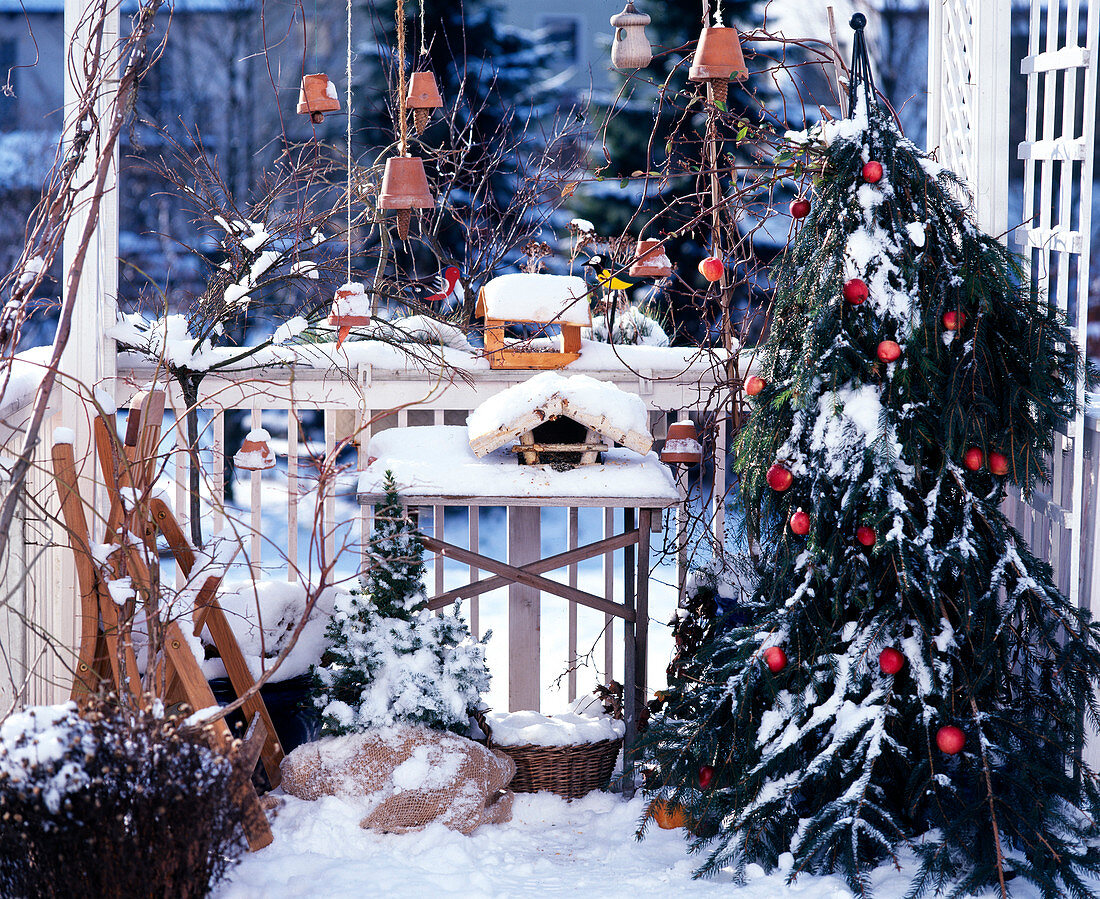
[508,506,541,712]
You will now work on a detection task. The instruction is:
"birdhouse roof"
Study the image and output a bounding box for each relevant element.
[476,273,592,326]
[466,371,653,457]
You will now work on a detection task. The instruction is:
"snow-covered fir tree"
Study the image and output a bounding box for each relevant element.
[311,471,490,734]
[643,20,1100,898]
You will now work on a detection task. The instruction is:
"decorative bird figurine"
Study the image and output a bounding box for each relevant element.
[584,256,635,292]
[408,265,463,306]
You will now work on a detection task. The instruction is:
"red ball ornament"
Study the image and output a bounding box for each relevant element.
[698,256,724,282]
[942,310,965,331]
[766,464,793,492]
[989,451,1009,476]
[936,725,966,755]
[843,278,868,305]
[856,526,876,547]
[877,340,901,363]
[789,198,811,219]
[764,646,787,673]
[878,647,905,675]
[861,160,884,183]
[963,447,984,471]
[789,510,810,535]
[698,765,715,789]
[745,375,766,396]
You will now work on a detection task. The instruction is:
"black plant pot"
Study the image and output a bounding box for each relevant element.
[208,673,321,757]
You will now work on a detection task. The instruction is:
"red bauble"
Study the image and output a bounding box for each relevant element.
[764,646,787,673]
[942,310,965,331]
[989,451,1009,476]
[698,765,715,789]
[856,526,876,547]
[878,647,905,675]
[698,256,724,282]
[843,278,869,305]
[877,340,901,363]
[862,160,884,183]
[963,447,984,471]
[745,375,766,396]
[937,725,966,755]
[766,464,793,491]
[789,198,811,219]
[790,510,810,535]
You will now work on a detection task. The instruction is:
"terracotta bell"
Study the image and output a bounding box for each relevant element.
[406,72,443,134]
[610,1,652,70]
[660,419,702,466]
[688,27,748,105]
[234,429,277,471]
[297,73,340,124]
[629,239,673,278]
[328,282,371,348]
[378,156,435,240]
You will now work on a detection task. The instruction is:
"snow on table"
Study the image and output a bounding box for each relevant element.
[478,272,592,325]
[357,425,679,507]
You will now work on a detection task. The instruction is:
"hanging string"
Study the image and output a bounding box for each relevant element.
[396,0,408,156]
[846,14,877,121]
[346,0,353,284]
[420,0,427,59]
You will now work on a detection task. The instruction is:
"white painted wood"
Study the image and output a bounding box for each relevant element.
[508,506,541,712]
[604,506,614,683]
[288,410,299,583]
[469,505,480,639]
[250,404,262,576]
[567,505,578,702]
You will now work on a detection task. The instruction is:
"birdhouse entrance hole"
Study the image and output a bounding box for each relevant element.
[512,416,608,470]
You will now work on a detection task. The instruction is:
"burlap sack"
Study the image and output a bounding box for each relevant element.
[281,725,516,834]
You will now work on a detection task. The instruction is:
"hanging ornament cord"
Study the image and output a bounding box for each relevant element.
[846,14,877,121]
[346,0,353,285]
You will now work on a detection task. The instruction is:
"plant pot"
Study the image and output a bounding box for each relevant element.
[688,27,747,82]
[628,238,673,278]
[660,419,702,465]
[378,156,435,210]
[297,73,340,123]
[407,72,443,133]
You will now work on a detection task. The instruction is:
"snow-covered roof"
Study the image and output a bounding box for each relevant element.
[358,425,677,506]
[476,273,592,326]
[466,372,652,458]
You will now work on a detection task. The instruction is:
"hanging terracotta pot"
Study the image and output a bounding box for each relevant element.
[378,156,435,240]
[406,72,443,134]
[328,282,372,348]
[610,1,653,70]
[688,27,748,105]
[660,419,702,466]
[629,239,673,278]
[297,73,340,124]
[234,429,277,471]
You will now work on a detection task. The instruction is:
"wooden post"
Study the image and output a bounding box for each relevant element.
[508,505,541,711]
[622,506,637,796]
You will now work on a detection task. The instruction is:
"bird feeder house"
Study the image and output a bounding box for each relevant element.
[476,273,592,370]
[407,71,443,133]
[467,371,653,470]
[610,1,653,70]
[297,73,340,124]
[628,239,673,278]
[688,27,748,104]
[660,419,702,466]
[378,156,435,240]
[234,429,277,471]
[328,282,372,348]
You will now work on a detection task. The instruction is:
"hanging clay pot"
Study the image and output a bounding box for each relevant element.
[234,429,277,471]
[328,282,372,348]
[297,73,340,124]
[660,419,702,466]
[629,238,673,278]
[610,1,653,70]
[406,72,443,134]
[378,156,435,240]
[688,27,748,105]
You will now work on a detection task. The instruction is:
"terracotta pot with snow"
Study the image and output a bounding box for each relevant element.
[328,282,371,348]
[660,419,702,466]
[406,72,443,133]
[297,73,340,124]
[688,27,748,105]
[628,238,673,278]
[234,429,277,471]
[378,156,435,240]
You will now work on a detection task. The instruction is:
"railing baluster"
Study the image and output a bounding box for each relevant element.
[567,505,578,702]
[251,404,262,577]
[287,408,299,583]
[604,506,614,684]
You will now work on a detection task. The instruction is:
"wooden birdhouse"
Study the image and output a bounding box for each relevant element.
[407,71,443,133]
[297,73,340,124]
[610,1,653,70]
[476,273,592,370]
[628,239,673,278]
[234,428,277,471]
[688,27,748,104]
[378,156,435,240]
[467,371,653,470]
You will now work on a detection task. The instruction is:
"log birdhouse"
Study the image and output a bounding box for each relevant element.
[660,419,702,466]
[234,429,277,471]
[688,27,748,104]
[628,239,673,278]
[407,72,443,133]
[328,282,372,348]
[297,73,340,124]
[476,273,592,370]
[610,2,652,70]
[378,156,435,240]
[467,371,653,470]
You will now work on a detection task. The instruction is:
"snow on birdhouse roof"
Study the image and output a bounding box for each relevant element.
[476,273,592,326]
[466,371,652,458]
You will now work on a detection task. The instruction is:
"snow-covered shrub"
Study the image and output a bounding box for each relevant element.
[0,699,243,899]
[585,305,669,346]
[311,472,490,735]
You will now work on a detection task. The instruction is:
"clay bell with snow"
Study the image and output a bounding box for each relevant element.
[329,282,371,348]
[689,27,748,104]
[629,239,673,278]
[406,72,443,134]
[378,156,435,240]
[660,419,702,466]
[234,428,277,471]
[297,73,340,124]
[610,1,653,70]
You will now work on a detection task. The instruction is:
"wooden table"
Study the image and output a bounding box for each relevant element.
[357,425,680,791]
